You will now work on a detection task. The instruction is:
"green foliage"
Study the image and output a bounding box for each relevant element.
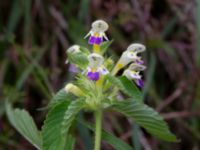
[118,76,142,101]
[112,100,177,142]
[42,100,71,150]
[100,40,113,55]
[67,52,89,69]
[107,75,142,101]
[65,134,76,150]
[6,102,42,150]
[50,89,73,105]
[80,46,91,54]
[42,95,84,150]
[61,100,85,136]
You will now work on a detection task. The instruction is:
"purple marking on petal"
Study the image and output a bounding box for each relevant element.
[95,37,103,45]
[87,71,100,81]
[136,79,144,88]
[135,59,144,65]
[88,36,95,44]
[69,64,79,73]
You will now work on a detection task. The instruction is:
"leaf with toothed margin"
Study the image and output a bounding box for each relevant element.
[42,100,71,150]
[6,102,42,150]
[61,100,85,136]
[112,100,178,142]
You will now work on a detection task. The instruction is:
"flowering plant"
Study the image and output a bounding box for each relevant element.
[6,20,177,150]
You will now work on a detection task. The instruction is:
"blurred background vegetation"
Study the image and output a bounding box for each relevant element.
[0,0,200,149]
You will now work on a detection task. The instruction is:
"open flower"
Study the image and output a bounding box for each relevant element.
[119,43,146,67]
[85,20,109,45]
[124,63,146,88]
[112,43,146,75]
[86,53,109,81]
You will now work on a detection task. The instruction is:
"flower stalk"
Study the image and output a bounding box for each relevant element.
[94,110,102,150]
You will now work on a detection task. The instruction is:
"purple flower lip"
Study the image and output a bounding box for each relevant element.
[135,59,144,65]
[88,36,103,45]
[136,79,144,88]
[87,71,100,81]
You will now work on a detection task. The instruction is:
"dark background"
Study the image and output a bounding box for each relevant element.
[0,0,200,149]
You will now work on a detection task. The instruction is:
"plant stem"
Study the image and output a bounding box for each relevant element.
[94,110,102,150]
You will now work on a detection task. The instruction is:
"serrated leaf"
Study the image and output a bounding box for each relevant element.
[107,75,142,101]
[79,120,134,150]
[51,89,72,103]
[42,100,71,150]
[112,100,177,142]
[6,102,42,149]
[61,100,85,136]
[68,52,88,69]
[65,134,75,150]
[119,76,142,101]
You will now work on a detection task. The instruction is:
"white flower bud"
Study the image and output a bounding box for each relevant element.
[64,83,84,96]
[67,45,80,54]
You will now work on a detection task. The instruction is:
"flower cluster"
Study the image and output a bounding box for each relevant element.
[66,20,146,97]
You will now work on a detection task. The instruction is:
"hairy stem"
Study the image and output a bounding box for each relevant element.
[94,110,102,150]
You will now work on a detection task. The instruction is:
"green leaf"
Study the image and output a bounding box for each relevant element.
[100,40,113,54]
[80,46,90,54]
[77,113,93,150]
[61,100,85,136]
[65,134,76,150]
[42,100,71,150]
[6,102,42,150]
[51,89,73,103]
[79,120,134,150]
[39,89,72,111]
[6,0,22,41]
[112,100,178,142]
[107,75,142,101]
[119,76,142,101]
[67,52,88,69]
